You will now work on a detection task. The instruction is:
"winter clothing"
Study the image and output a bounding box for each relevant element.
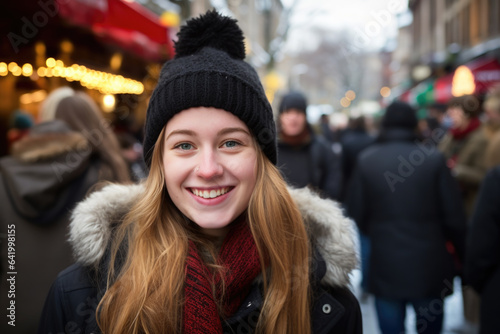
[184,218,261,333]
[484,125,500,170]
[143,11,276,167]
[465,166,500,334]
[38,184,362,334]
[278,127,341,200]
[0,120,104,334]
[279,91,308,114]
[345,128,467,300]
[439,123,489,217]
[339,128,374,202]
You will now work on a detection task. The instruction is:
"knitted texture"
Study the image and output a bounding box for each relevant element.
[183,219,261,333]
[143,11,277,166]
[279,91,308,114]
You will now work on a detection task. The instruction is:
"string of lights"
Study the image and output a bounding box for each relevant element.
[0,57,144,95]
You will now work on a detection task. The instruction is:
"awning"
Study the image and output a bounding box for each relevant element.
[58,0,174,62]
[434,73,453,104]
[433,57,500,103]
[464,57,500,94]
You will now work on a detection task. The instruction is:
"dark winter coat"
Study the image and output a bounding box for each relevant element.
[278,131,341,200]
[465,166,500,334]
[0,120,103,334]
[339,129,375,201]
[345,128,467,300]
[38,184,362,333]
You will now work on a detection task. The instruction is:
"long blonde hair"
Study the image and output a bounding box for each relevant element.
[97,128,311,333]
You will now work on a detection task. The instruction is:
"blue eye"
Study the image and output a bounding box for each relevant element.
[177,143,193,150]
[223,141,239,148]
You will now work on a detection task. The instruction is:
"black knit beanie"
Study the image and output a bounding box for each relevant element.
[143,10,277,167]
[382,101,418,129]
[279,91,308,114]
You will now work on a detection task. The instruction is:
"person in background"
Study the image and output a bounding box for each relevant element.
[117,132,148,182]
[439,94,488,218]
[7,109,34,150]
[0,87,130,334]
[338,115,375,301]
[465,165,500,334]
[345,101,467,334]
[426,103,450,142]
[277,91,341,200]
[438,94,487,327]
[40,87,131,183]
[38,11,361,334]
[482,91,500,170]
[339,115,375,202]
[320,113,335,143]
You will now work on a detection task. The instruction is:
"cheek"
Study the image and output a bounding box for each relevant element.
[163,158,190,191]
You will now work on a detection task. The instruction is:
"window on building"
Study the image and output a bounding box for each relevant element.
[489,0,500,36]
[430,0,437,49]
[462,4,470,47]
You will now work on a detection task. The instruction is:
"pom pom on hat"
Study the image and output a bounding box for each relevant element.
[143,11,277,168]
[174,10,245,60]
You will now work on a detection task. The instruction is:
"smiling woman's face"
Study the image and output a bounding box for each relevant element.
[162,107,257,238]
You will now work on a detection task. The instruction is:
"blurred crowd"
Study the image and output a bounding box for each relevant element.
[1,84,500,334]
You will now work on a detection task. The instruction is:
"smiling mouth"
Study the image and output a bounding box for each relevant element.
[190,187,231,199]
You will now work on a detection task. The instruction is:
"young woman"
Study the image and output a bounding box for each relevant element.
[38,11,361,334]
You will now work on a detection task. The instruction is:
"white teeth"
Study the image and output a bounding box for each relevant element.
[191,187,229,199]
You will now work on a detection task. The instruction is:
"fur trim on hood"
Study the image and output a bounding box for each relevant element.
[69,184,359,287]
[12,132,89,163]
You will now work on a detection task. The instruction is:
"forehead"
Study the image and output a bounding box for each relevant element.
[166,107,249,130]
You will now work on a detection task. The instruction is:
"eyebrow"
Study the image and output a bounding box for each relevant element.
[216,127,251,137]
[165,127,250,141]
[165,129,196,141]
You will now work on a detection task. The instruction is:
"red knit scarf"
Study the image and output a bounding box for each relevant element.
[450,117,481,140]
[183,219,261,333]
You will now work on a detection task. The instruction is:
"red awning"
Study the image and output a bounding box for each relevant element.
[58,0,174,62]
[434,73,453,104]
[466,57,500,94]
[433,57,500,103]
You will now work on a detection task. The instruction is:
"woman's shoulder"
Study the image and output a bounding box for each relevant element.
[69,183,144,267]
[38,263,101,334]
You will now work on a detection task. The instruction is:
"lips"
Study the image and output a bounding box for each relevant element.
[190,187,231,199]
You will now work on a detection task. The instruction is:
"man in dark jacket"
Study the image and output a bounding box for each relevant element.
[465,165,500,334]
[345,101,467,334]
[277,91,341,200]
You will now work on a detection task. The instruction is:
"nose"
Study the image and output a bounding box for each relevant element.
[195,149,223,179]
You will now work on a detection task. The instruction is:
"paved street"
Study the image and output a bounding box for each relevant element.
[350,270,480,334]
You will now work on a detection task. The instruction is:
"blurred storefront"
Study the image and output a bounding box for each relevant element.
[399,56,500,106]
[0,0,176,155]
[391,0,500,110]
